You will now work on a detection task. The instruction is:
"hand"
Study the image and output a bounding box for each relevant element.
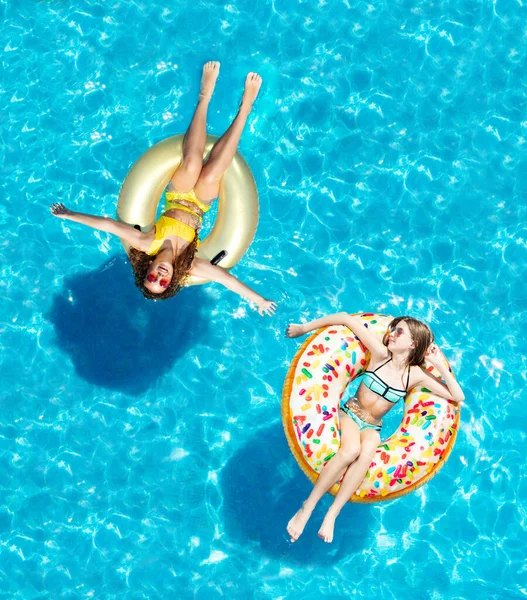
[256,299,277,317]
[285,323,306,338]
[426,344,446,368]
[50,203,73,218]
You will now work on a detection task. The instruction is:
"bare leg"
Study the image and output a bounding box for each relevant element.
[193,72,262,203]
[286,413,361,543]
[318,429,380,543]
[169,61,220,193]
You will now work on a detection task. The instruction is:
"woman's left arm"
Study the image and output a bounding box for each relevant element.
[415,345,465,403]
[190,258,277,316]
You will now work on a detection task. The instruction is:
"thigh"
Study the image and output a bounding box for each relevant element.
[193,171,221,204]
[169,158,203,194]
[339,409,363,455]
[358,428,381,460]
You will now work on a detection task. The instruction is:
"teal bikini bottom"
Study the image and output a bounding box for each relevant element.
[340,400,382,432]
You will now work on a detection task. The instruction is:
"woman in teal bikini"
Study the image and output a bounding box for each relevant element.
[285,312,465,544]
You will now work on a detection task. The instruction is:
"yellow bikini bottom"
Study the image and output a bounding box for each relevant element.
[165,190,211,220]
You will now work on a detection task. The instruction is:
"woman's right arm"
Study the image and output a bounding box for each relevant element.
[286,312,388,358]
[190,258,277,316]
[51,203,148,250]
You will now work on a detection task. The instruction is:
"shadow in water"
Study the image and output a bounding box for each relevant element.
[221,423,375,565]
[48,255,214,396]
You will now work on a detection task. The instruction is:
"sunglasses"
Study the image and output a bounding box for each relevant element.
[147,272,170,288]
[390,326,408,338]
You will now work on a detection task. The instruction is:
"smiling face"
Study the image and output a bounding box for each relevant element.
[144,258,174,295]
[387,320,415,352]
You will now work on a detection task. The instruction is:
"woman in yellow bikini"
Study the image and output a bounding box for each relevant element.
[51,62,276,316]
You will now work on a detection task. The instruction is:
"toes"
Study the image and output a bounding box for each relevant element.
[318,530,332,543]
[203,61,220,74]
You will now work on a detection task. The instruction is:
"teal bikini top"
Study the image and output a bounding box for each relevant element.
[362,357,410,404]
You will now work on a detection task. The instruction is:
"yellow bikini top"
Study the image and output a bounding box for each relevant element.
[146,216,199,256]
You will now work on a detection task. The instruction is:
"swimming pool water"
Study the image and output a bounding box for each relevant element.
[1,0,526,598]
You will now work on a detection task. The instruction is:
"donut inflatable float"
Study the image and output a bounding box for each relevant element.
[282,313,461,503]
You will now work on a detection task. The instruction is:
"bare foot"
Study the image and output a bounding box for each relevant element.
[199,61,220,101]
[285,323,306,338]
[318,511,337,543]
[240,72,262,112]
[286,505,312,543]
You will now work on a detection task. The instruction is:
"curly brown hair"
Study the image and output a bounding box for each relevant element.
[128,237,199,300]
[382,316,435,368]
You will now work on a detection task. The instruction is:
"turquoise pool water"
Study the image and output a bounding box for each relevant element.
[1,0,526,598]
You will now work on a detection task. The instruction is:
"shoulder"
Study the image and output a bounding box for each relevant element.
[190,258,231,282]
[130,229,154,253]
[407,364,424,387]
[367,352,391,371]
[190,257,215,277]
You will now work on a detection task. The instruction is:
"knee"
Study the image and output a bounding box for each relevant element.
[357,442,378,462]
[198,165,221,185]
[337,445,361,464]
[182,154,203,178]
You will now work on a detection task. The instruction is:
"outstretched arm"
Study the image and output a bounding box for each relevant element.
[190,258,277,316]
[286,312,388,360]
[50,203,148,250]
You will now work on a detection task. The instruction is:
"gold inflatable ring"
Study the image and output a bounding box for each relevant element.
[117,134,259,286]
